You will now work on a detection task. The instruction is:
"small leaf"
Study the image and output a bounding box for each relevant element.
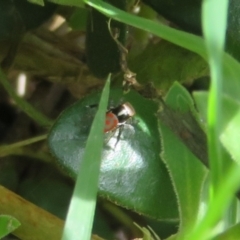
[0,215,20,238]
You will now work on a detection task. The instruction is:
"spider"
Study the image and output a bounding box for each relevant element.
[104,102,135,132]
[104,102,136,147]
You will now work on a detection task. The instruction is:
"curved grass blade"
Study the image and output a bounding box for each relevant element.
[62,75,110,240]
[0,134,47,157]
[202,0,228,193]
[185,1,240,239]
[185,163,240,240]
[0,68,53,127]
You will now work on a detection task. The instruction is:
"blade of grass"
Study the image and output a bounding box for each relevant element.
[202,0,228,194]
[213,220,240,240]
[62,75,110,240]
[185,163,240,240]
[185,1,240,239]
[0,134,47,157]
[0,69,53,127]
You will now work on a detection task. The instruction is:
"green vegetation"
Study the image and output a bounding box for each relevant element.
[0,0,240,239]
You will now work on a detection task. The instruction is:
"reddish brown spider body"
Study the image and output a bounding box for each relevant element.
[104,102,135,133]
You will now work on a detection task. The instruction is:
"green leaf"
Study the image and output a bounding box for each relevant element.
[0,215,21,238]
[129,40,208,91]
[48,88,178,220]
[158,82,207,236]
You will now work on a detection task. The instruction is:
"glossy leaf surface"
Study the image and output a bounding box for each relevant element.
[48,88,178,220]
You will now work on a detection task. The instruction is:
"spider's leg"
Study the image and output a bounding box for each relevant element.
[114,125,124,148]
[105,130,116,146]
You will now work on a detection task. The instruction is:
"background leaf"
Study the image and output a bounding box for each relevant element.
[158,82,207,237]
[129,40,208,91]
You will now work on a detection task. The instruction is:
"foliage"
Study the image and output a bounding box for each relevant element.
[0,0,240,240]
